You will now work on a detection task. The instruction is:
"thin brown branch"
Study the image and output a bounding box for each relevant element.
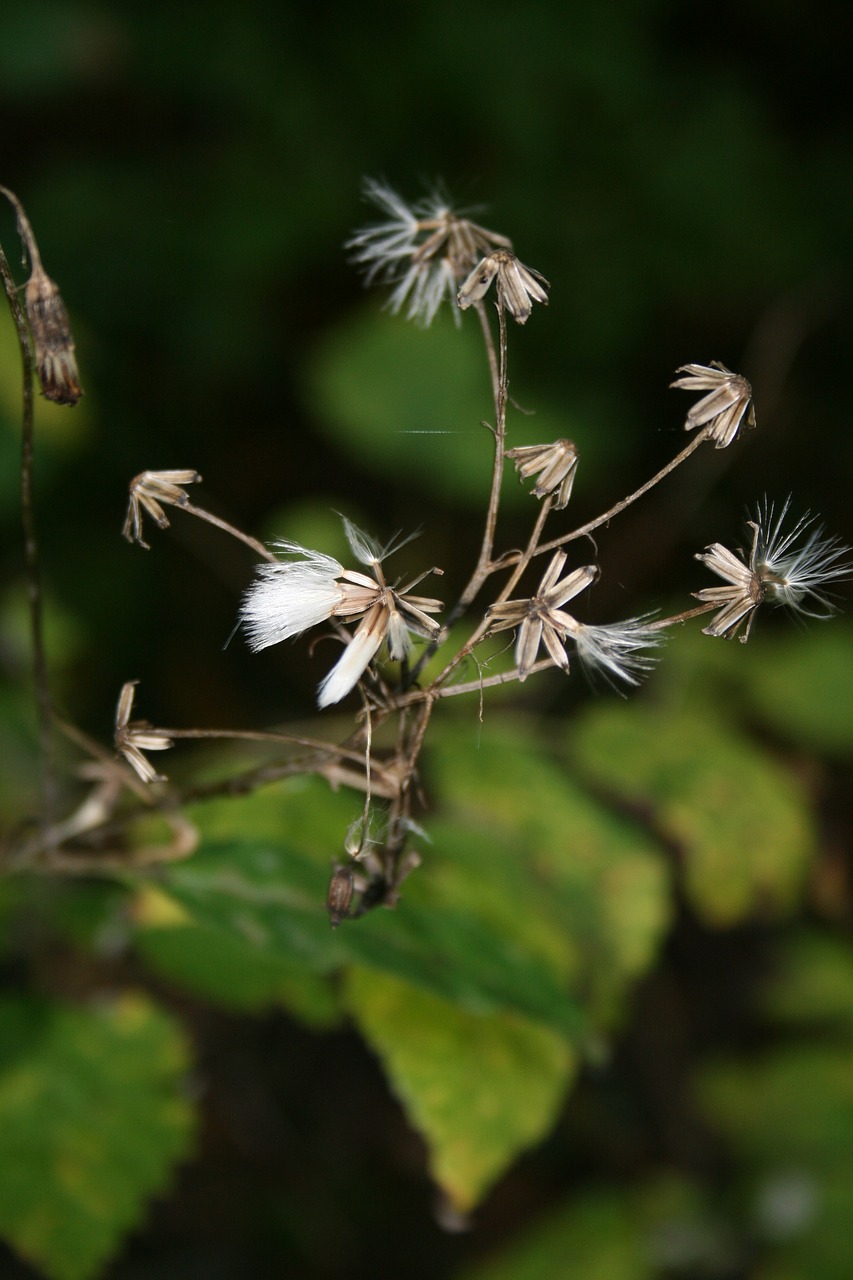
[182,502,278,562]
[531,428,711,560]
[0,238,56,820]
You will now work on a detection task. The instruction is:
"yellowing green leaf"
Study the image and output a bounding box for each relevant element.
[426,717,671,1017]
[345,968,575,1213]
[0,994,194,1280]
[572,705,815,926]
[152,835,585,1037]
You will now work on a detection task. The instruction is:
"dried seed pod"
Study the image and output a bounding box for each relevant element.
[1,185,83,405]
[327,864,355,928]
[24,264,83,406]
[457,248,549,323]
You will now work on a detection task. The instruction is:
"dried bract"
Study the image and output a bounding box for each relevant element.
[123,469,203,548]
[486,551,597,680]
[671,361,754,449]
[114,681,173,784]
[505,439,579,509]
[695,498,851,641]
[347,179,513,326]
[457,248,549,324]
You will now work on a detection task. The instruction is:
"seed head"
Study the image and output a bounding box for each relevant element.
[114,681,173,784]
[347,178,514,327]
[457,248,549,324]
[670,361,754,448]
[505,439,578,509]
[240,518,443,707]
[122,469,203,548]
[487,551,597,681]
[695,498,851,641]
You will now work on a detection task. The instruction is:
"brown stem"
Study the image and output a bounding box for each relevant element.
[156,725,373,765]
[531,429,711,560]
[428,494,554,694]
[461,298,508,605]
[390,658,557,706]
[641,602,719,630]
[182,502,277,562]
[0,239,56,820]
[406,299,507,686]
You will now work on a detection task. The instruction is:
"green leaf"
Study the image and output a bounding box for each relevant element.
[344,968,574,1214]
[0,994,195,1280]
[700,1046,853,1166]
[147,832,585,1038]
[762,932,853,1029]
[572,704,815,926]
[426,717,672,1019]
[135,906,342,1026]
[454,1191,653,1280]
[744,625,853,756]
[698,1045,853,1279]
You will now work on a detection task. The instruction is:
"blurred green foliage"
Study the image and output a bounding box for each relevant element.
[1,1,852,1277]
[0,995,194,1280]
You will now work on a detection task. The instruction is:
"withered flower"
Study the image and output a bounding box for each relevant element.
[670,361,754,449]
[25,267,83,406]
[505,439,579,509]
[241,517,443,707]
[122,469,202,548]
[457,248,549,324]
[486,551,597,680]
[695,498,851,641]
[114,681,173,784]
[347,179,514,326]
[1,185,83,405]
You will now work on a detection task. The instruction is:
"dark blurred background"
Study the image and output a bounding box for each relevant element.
[1,2,852,1276]
[2,0,851,738]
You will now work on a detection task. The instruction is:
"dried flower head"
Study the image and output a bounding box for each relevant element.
[457,248,549,324]
[1,186,83,405]
[695,498,851,641]
[122,469,203,548]
[24,266,83,406]
[671,361,754,448]
[241,518,443,707]
[486,551,597,680]
[505,439,579,509]
[114,681,173,783]
[347,179,513,326]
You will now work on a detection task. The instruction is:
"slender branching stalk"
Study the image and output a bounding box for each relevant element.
[0,240,56,821]
[4,178,848,923]
[179,502,278,562]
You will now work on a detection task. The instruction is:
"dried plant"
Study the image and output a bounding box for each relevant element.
[2,179,849,925]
